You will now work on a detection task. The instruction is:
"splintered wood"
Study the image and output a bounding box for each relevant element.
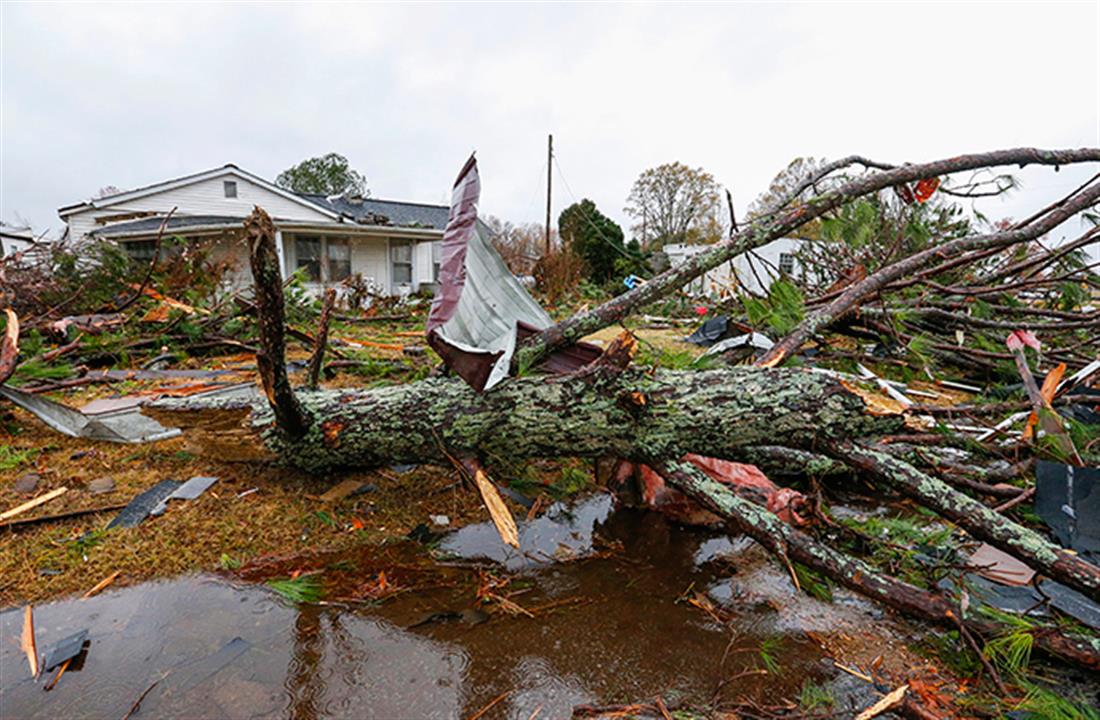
[472,467,520,549]
[21,606,38,678]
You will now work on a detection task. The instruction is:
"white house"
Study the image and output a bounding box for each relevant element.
[663,237,809,297]
[58,164,449,296]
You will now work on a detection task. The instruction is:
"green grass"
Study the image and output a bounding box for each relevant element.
[1016,682,1100,720]
[758,636,783,675]
[0,445,36,471]
[793,562,834,602]
[984,631,1033,676]
[266,575,323,604]
[798,680,835,712]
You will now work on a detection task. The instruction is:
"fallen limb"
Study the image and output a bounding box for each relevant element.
[514,147,1100,370]
[828,441,1100,603]
[756,181,1100,367]
[649,457,1100,669]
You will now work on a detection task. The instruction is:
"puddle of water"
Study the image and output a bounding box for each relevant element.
[2,494,914,719]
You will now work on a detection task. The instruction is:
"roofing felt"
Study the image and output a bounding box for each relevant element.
[90,215,245,238]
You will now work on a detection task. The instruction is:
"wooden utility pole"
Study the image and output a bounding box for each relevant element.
[545,134,553,256]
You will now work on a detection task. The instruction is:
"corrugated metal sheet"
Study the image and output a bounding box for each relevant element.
[426,157,599,391]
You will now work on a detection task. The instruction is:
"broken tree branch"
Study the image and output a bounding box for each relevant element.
[828,441,1100,603]
[757,180,1100,367]
[307,288,337,390]
[648,456,1099,669]
[514,147,1100,370]
[244,206,309,439]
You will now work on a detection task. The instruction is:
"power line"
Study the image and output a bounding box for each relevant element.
[552,155,642,266]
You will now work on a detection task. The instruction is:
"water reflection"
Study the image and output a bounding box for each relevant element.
[2,494,882,719]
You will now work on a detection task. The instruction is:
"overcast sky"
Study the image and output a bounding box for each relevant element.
[1,2,1098,240]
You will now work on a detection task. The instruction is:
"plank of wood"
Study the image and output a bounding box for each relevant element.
[0,502,128,531]
[0,487,67,521]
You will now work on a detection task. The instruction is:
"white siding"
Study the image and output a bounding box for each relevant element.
[62,172,332,242]
[665,238,809,297]
[105,174,331,222]
[282,232,390,296]
[414,240,437,286]
[351,238,388,292]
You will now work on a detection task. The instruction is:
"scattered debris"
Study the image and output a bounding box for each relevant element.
[106,480,181,529]
[150,476,218,516]
[855,684,908,720]
[0,385,180,443]
[1,486,68,521]
[469,462,519,549]
[41,629,89,673]
[317,479,367,503]
[82,570,122,599]
[86,476,116,495]
[1035,460,1100,562]
[13,472,40,495]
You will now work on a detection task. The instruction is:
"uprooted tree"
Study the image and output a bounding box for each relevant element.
[151,147,1100,672]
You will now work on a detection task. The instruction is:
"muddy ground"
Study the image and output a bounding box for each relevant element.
[2,315,1097,718]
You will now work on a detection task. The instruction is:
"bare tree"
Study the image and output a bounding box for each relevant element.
[624,162,725,249]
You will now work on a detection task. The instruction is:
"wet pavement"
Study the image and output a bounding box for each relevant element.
[2,494,927,719]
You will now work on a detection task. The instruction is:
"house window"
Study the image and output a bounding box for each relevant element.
[295,237,321,281]
[327,238,351,282]
[431,241,441,282]
[224,181,238,198]
[391,239,413,285]
[778,252,795,275]
[124,240,158,262]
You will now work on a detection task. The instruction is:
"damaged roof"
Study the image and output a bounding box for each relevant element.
[296,193,450,230]
[91,215,245,238]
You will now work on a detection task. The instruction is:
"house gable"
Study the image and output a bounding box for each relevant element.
[60,166,338,242]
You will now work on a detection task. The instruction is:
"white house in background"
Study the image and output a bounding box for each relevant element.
[663,237,809,297]
[57,164,449,297]
[0,225,36,258]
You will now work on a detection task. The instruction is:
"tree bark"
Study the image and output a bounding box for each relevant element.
[513,148,1100,370]
[649,457,1100,669]
[829,441,1100,603]
[245,206,309,439]
[152,365,901,473]
[307,288,337,389]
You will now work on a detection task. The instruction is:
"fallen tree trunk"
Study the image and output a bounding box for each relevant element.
[152,364,901,472]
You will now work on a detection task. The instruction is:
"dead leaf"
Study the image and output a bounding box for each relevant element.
[914,177,940,203]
